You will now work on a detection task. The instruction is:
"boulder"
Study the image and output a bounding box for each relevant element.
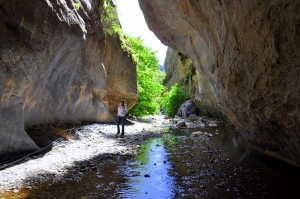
[176,121,187,128]
[177,100,198,117]
[188,114,198,122]
[190,131,203,137]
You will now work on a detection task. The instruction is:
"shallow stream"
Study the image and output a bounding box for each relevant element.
[2,124,300,199]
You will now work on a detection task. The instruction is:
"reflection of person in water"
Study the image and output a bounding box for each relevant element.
[116,99,127,137]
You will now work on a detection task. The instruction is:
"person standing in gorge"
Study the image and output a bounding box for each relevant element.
[181,105,186,118]
[117,99,127,137]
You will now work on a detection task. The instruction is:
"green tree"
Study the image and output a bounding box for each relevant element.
[100,0,165,116]
[161,84,189,117]
[126,36,165,117]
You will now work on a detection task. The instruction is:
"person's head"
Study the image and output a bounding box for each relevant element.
[120,99,124,106]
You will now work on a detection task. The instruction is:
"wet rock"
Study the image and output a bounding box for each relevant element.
[176,121,187,128]
[233,188,241,193]
[190,131,203,137]
[144,174,150,178]
[216,183,225,188]
[188,114,198,122]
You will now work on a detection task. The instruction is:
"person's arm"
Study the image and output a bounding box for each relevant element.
[124,105,128,114]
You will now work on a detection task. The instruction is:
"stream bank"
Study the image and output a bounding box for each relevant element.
[1,115,300,198]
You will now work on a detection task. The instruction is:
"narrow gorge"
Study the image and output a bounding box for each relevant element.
[139,0,300,166]
[1,0,300,169]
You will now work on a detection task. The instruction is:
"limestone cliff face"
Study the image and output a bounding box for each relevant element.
[104,35,137,116]
[0,0,137,156]
[164,48,223,118]
[139,0,300,166]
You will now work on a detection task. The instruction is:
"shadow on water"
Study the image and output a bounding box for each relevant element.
[3,125,300,198]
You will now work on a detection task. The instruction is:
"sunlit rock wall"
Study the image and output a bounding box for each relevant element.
[164,48,223,118]
[104,35,137,116]
[139,0,300,166]
[0,0,137,156]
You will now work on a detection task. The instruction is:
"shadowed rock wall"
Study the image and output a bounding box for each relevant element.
[164,48,223,118]
[0,0,137,156]
[139,0,300,166]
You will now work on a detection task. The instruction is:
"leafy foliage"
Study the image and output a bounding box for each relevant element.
[100,0,130,51]
[126,36,165,117]
[162,73,172,86]
[178,51,189,65]
[161,84,189,117]
[74,3,80,11]
[100,1,166,117]
[100,0,120,35]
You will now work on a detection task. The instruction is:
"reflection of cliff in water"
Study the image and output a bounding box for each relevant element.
[172,125,252,164]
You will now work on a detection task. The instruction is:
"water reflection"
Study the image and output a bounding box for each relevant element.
[120,138,175,198]
[3,125,300,198]
[172,125,251,164]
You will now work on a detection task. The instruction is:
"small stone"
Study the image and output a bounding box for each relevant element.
[233,188,241,193]
[217,183,225,188]
[144,174,150,178]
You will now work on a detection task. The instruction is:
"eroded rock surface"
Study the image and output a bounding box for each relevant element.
[164,48,223,117]
[0,0,137,156]
[139,0,300,166]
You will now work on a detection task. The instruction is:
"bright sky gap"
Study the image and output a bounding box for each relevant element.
[115,0,168,65]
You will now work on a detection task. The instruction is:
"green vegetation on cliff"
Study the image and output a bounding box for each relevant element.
[100,0,120,35]
[161,84,189,117]
[126,36,165,117]
[100,0,166,117]
[100,1,190,118]
[100,0,129,51]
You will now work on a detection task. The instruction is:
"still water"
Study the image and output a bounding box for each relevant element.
[2,125,300,199]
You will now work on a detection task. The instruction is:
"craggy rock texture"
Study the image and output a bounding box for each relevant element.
[0,0,137,156]
[139,0,300,166]
[164,48,223,118]
[104,35,137,116]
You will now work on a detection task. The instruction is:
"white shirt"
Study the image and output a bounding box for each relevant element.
[118,104,127,117]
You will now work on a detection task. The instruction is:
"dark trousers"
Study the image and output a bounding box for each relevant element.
[117,116,126,134]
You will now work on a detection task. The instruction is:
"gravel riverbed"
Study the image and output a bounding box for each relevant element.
[0,118,167,193]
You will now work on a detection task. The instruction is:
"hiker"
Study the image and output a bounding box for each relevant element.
[179,107,182,117]
[117,99,127,137]
[181,105,186,118]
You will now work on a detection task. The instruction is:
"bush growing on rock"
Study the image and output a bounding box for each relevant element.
[162,84,189,117]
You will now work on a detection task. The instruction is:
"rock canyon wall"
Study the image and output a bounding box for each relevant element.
[139,0,300,166]
[0,0,137,156]
[164,48,223,118]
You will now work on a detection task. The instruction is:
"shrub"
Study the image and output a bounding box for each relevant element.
[127,36,165,117]
[74,3,80,11]
[161,84,189,117]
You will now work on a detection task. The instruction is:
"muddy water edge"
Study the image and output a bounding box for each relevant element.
[1,124,300,198]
